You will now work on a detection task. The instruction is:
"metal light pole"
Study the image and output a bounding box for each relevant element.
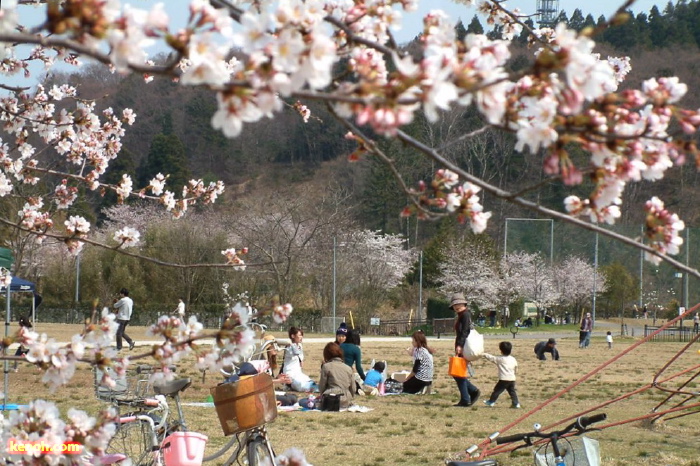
[504,218,554,264]
[332,237,336,331]
[592,232,598,323]
[684,227,689,309]
[417,251,423,322]
[639,224,644,308]
[74,253,81,305]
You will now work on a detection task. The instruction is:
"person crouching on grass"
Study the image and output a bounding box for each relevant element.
[481,341,520,409]
[402,331,434,394]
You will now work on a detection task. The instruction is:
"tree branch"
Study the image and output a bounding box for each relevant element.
[392,129,700,279]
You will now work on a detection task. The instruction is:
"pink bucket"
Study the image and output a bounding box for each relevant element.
[161,432,208,466]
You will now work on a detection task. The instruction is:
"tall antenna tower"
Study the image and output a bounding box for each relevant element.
[536,0,560,27]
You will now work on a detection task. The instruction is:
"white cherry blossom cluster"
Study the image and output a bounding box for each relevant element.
[113,226,141,247]
[0,400,118,465]
[0,267,10,286]
[274,447,314,466]
[221,247,248,270]
[23,309,123,391]
[273,303,294,323]
[643,196,685,265]
[406,169,491,232]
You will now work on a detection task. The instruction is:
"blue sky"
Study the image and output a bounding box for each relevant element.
[18,0,668,42]
[12,0,668,87]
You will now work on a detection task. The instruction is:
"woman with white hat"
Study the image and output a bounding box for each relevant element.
[451,293,481,407]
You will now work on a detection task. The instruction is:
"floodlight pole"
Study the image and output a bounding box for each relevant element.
[4,281,10,412]
[639,224,644,308]
[332,237,336,331]
[592,232,598,323]
[418,250,423,322]
[504,218,554,264]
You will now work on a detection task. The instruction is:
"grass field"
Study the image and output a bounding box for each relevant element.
[3,323,700,465]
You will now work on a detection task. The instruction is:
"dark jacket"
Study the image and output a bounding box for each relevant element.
[340,342,366,380]
[454,310,473,350]
[534,341,560,361]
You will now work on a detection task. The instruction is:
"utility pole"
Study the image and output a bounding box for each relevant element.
[332,237,336,331]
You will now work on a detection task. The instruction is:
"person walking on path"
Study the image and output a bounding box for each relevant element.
[580,312,593,348]
[451,293,481,407]
[113,288,135,351]
[482,341,520,408]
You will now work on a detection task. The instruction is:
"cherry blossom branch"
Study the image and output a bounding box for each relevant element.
[394,128,698,277]
[0,31,177,74]
[0,216,260,269]
[327,103,443,221]
[324,15,398,57]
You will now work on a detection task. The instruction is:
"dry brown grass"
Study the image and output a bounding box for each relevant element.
[5,323,700,465]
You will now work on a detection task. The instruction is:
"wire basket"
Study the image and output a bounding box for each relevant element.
[534,436,601,466]
[94,365,155,403]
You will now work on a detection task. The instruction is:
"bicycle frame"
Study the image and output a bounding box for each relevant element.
[448,414,606,466]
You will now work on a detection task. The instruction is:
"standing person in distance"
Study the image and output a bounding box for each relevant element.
[451,293,480,407]
[113,288,135,351]
[175,297,186,318]
[580,312,593,348]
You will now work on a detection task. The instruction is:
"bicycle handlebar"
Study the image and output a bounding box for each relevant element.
[495,413,607,446]
[577,413,607,429]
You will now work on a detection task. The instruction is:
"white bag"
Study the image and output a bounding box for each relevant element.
[463,328,484,361]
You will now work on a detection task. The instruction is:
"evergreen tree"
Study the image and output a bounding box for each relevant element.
[466,15,484,35]
[96,147,137,217]
[583,14,596,29]
[360,157,406,233]
[569,9,586,31]
[138,133,190,191]
[555,10,569,25]
[516,19,534,44]
[666,1,695,45]
[455,19,467,42]
[648,6,667,47]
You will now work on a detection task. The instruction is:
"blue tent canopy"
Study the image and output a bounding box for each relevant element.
[0,276,35,292]
[2,276,36,412]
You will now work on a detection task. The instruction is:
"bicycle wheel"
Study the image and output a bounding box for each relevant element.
[106,419,157,466]
[246,434,275,466]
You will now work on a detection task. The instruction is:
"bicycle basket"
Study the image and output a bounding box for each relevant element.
[211,373,277,436]
[534,436,601,466]
[94,365,154,402]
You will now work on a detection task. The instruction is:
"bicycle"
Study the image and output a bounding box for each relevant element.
[95,365,193,466]
[95,364,279,466]
[446,413,607,466]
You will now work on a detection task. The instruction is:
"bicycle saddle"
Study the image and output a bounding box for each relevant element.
[153,378,192,396]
